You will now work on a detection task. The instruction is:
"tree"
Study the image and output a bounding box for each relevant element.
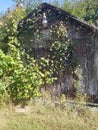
[12,0,42,14]
[0,6,26,53]
[62,0,98,26]
[83,0,98,26]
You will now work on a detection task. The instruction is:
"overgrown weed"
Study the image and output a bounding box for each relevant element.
[0,95,98,130]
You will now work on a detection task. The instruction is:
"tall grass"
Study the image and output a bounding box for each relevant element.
[0,99,98,130]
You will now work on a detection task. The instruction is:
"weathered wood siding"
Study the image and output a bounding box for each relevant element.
[66,21,98,96]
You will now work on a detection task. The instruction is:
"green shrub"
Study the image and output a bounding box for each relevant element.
[0,49,43,103]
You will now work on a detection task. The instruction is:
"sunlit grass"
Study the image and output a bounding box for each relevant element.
[0,99,98,130]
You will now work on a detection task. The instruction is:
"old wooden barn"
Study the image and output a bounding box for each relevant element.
[18,3,98,101]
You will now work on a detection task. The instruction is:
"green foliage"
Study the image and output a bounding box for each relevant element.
[0,6,42,103]
[83,0,98,25]
[0,13,43,102]
[62,0,98,26]
[38,58,57,86]
[49,40,79,79]
[0,5,56,103]
[12,0,43,14]
[49,41,67,78]
[0,6,26,53]
[49,24,79,79]
[0,48,43,103]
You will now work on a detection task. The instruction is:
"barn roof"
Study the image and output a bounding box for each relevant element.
[18,3,98,34]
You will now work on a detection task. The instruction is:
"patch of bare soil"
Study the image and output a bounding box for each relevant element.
[14,105,31,113]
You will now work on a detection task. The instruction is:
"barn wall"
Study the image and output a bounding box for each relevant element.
[94,37,98,95]
[65,21,98,96]
[72,36,98,96]
[19,8,98,97]
[76,38,97,95]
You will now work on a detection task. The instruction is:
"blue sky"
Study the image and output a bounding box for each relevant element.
[0,0,64,13]
[0,0,16,13]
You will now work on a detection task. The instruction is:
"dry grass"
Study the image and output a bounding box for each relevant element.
[0,98,98,130]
